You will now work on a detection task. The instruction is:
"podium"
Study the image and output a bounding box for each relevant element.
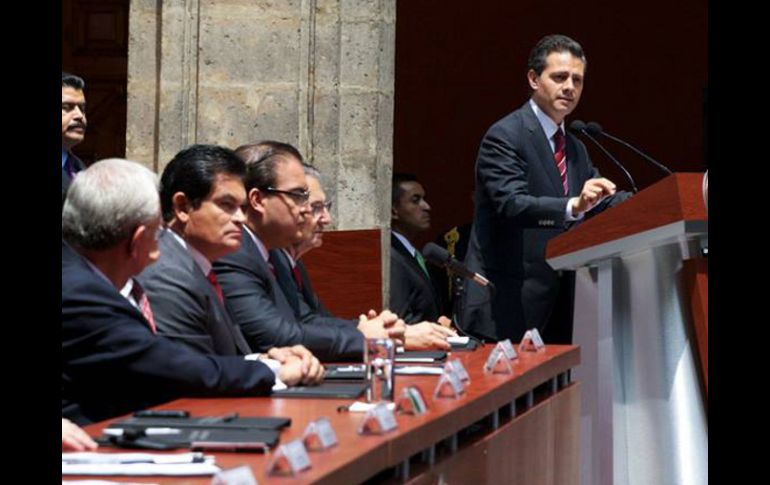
[546,173,708,485]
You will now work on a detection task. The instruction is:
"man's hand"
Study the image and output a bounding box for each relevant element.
[62,418,98,451]
[269,345,325,386]
[570,177,616,216]
[437,315,453,328]
[358,309,406,345]
[404,321,456,350]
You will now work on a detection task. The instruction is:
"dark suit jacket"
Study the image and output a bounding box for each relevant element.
[270,251,357,329]
[389,234,442,323]
[62,241,275,425]
[213,231,364,361]
[137,230,252,356]
[61,152,85,207]
[463,102,629,342]
[295,260,332,317]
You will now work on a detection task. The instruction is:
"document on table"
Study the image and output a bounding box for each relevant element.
[62,452,220,476]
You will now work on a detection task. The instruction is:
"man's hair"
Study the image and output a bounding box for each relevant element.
[302,162,322,181]
[527,34,586,76]
[235,141,303,192]
[159,144,246,222]
[62,71,85,90]
[62,159,159,250]
[392,172,419,206]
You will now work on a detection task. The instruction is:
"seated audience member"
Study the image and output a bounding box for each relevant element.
[137,144,258,356]
[214,142,405,361]
[390,173,457,349]
[62,418,97,451]
[62,158,322,425]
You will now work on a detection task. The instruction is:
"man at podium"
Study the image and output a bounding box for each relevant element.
[463,34,629,344]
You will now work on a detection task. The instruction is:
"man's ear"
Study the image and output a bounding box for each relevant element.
[172,192,191,222]
[391,203,400,221]
[527,69,539,91]
[128,225,147,258]
[249,188,265,213]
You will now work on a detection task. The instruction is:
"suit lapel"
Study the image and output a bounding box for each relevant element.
[164,231,252,355]
[270,250,301,316]
[296,262,320,311]
[522,103,566,196]
[391,234,437,295]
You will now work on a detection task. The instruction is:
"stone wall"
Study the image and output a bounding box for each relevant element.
[126,0,396,297]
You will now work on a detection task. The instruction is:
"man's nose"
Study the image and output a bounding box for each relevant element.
[232,205,247,224]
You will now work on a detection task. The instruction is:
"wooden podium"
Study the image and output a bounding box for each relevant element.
[546,173,708,485]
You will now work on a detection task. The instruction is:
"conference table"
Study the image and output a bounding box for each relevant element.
[74,344,580,484]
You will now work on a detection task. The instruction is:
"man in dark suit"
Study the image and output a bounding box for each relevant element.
[137,145,254,356]
[463,34,629,344]
[62,158,317,425]
[214,142,406,362]
[137,144,324,384]
[389,173,456,349]
[61,72,87,205]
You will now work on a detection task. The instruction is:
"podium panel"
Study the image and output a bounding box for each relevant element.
[547,173,708,485]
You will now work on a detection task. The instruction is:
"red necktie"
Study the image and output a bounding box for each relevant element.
[207,271,225,304]
[131,281,156,334]
[291,266,304,291]
[553,129,568,195]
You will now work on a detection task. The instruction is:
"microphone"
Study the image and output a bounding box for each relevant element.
[569,120,638,193]
[422,242,495,291]
[587,122,673,175]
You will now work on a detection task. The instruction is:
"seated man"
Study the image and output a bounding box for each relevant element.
[137,144,256,356]
[390,173,457,349]
[214,142,405,362]
[286,165,455,350]
[62,158,322,425]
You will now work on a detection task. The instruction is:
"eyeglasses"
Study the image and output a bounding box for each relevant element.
[262,187,310,205]
[310,201,332,216]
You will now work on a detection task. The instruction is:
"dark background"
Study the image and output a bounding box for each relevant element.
[393,0,708,248]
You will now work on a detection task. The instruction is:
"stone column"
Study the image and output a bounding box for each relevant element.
[127,0,396,299]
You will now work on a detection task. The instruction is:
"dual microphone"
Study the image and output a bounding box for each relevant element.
[568,121,672,194]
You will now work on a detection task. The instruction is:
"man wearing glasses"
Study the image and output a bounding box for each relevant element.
[214,142,405,362]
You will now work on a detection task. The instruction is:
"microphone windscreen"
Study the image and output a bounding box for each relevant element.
[586,121,603,136]
[422,242,449,267]
[569,120,587,132]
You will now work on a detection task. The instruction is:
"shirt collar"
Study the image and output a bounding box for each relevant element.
[243,225,270,263]
[167,228,213,276]
[393,231,417,258]
[529,98,564,140]
[280,248,296,268]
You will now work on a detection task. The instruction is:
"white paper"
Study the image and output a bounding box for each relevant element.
[62,452,220,476]
[394,366,444,375]
[348,401,397,413]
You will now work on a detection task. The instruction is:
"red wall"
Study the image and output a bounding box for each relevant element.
[394,0,708,248]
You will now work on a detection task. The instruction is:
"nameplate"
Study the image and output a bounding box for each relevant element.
[211,465,258,485]
[445,359,470,383]
[519,329,545,352]
[499,339,518,360]
[358,402,398,435]
[397,385,429,415]
[302,417,338,451]
[433,368,466,399]
[265,439,311,476]
[483,346,513,374]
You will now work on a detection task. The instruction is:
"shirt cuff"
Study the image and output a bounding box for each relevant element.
[244,354,286,390]
[565,198,585,222]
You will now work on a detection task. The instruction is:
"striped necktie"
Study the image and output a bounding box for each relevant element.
[553,129,568,195]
